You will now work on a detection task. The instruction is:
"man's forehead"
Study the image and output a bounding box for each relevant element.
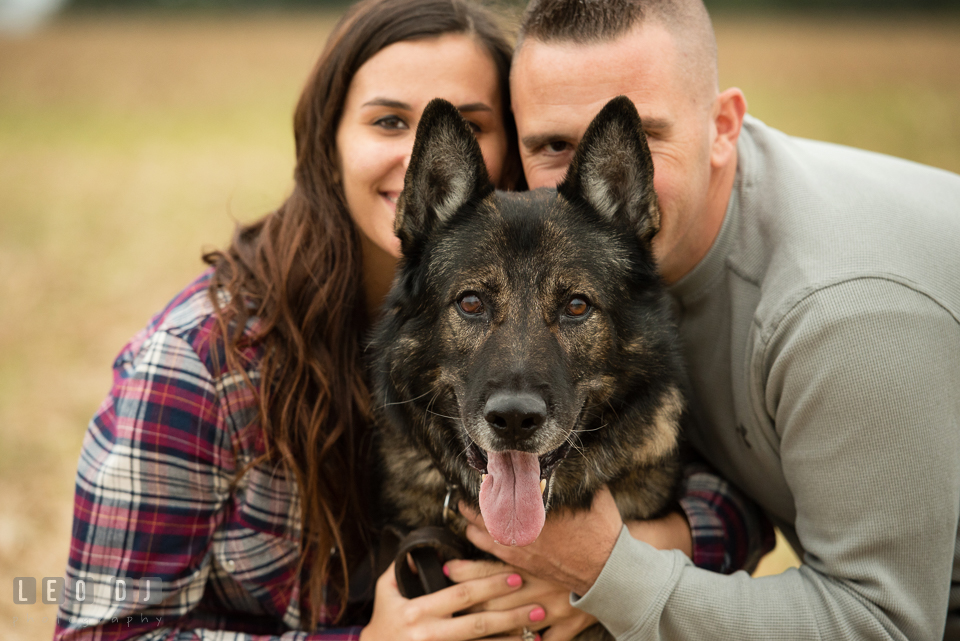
[511,28,677,141]
[513,24,676,82]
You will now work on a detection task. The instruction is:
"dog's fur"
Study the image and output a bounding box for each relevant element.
[370,96,686,637]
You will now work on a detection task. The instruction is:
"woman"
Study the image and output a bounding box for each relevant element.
[54,0,557,639]
[55,0,772,638]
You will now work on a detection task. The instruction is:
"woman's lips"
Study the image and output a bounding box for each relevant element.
[381,191,400,209]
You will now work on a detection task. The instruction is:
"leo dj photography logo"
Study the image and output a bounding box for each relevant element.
[12,576,164,605]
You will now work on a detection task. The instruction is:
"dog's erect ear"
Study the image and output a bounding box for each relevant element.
[395,98,493,249]
[558,96,660,243]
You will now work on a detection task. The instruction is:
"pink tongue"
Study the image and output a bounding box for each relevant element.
[478,451,544,547]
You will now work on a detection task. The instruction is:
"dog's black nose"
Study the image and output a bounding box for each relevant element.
[484,392,547,439]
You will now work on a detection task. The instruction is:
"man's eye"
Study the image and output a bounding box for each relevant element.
[374,115,408,130]
[543,140,571,155]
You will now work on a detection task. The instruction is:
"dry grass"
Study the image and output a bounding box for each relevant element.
[1,11,958,638]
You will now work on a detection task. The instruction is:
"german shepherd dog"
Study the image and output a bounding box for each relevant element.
[369,96,685,635]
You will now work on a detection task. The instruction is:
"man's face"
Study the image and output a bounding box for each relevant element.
[512,24,716,282]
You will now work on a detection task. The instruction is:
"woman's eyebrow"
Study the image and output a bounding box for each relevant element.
[362,98,412,110]
[360,99,491,114]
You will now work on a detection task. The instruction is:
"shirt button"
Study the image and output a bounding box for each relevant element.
[225,559,236,572]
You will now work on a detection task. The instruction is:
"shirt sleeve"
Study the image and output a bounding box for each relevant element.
[678,460,775,574]
[571,279,960,640]
[53,328,363,641]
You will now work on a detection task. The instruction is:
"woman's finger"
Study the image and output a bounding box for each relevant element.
[480,583,559,620]
[444,564,596,638]
[431,604,546,641]
[446,561,566,623]
[444,558,513,582]
[364,562,545,641]
[416,569,526,617]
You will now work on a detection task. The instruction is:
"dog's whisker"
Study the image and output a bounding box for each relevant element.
[564,430,587,458]
[603,399,623,425]
[573,422,606,434]
[426,409,460,421]
[380,387,437,408]
[423,385,456,426]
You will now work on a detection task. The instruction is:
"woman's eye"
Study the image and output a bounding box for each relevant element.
[565,296,590,318]
[465,120,481,134]
[457,293,484,315]
[374,115,408,130]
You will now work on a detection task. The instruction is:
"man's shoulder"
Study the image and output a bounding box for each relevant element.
[739,115,960,206]
[732,116,960,331]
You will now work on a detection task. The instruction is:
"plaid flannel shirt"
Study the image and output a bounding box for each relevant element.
[55,271,773,641]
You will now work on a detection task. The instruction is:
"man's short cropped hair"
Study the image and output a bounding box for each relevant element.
[517,0,719,106]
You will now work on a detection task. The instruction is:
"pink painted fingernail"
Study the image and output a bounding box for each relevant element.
[443,564,450,577]
[506,573,522,588]
[529,606,546,622]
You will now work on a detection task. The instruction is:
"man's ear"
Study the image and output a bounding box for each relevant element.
[710,87,746,169]
[394,98,493,251]
[558,95,660,243]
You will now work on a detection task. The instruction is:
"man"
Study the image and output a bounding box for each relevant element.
[461,0,960,638]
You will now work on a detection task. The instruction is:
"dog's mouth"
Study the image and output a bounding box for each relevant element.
[465,440,572,547]
[466,441,571,480]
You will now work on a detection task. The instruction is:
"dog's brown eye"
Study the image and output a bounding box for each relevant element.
[458,293,484,315]
[565,297,590,317]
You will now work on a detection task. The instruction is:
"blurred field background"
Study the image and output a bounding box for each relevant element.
[1,6,959,639]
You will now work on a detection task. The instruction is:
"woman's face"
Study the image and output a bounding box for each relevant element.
[336,33,508,260]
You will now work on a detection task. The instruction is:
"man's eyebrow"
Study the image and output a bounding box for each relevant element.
[520,132,569,150]
[639,116,671,132]
[456,102,493,113]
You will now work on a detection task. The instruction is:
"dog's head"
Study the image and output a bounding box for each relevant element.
[376,97,681,546]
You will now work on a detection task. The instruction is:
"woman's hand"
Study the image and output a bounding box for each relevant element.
[360,561,546,641]
[445,558,598,641]
[460,486,624,597]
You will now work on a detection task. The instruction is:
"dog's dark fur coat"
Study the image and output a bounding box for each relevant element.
[369,97,686,638]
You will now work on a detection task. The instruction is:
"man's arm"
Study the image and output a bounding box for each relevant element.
[624,460,776,573]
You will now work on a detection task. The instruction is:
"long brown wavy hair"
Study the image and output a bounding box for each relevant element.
[202,0,518,628]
